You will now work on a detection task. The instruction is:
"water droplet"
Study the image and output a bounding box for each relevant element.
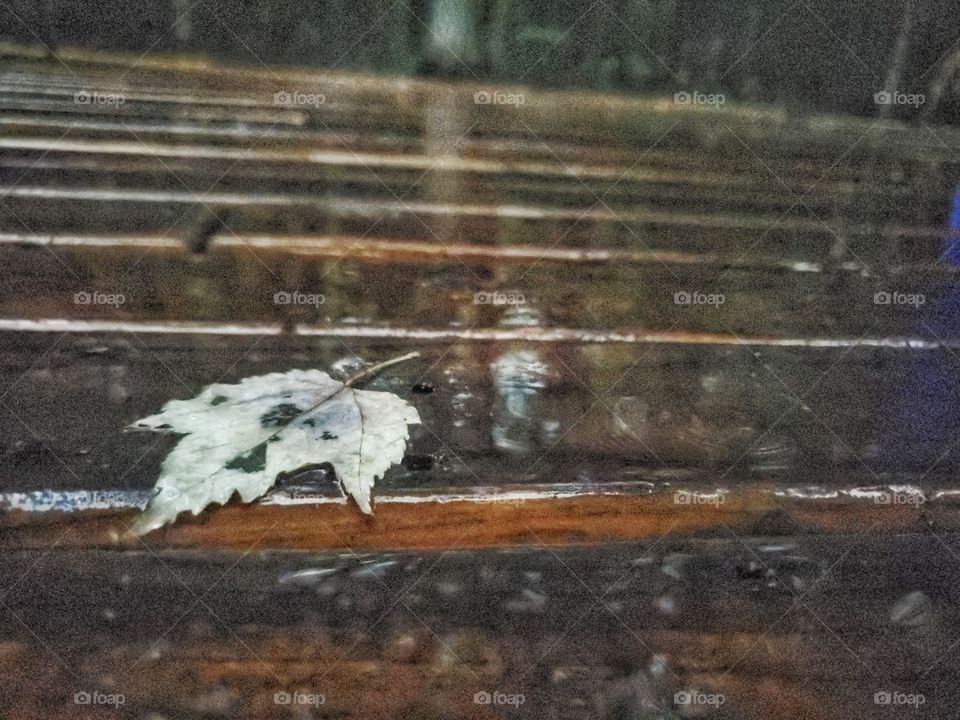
[316,579,339,598]
[185,686,240,716]
[336,594,354,611]
[278,568,340,587]
[436,580,462,597]
[700,372,722,393]
[500,306,543,328]
[654,595,677,615]
[551,665,591,683]
[890,591,932,626]
[351,560,399,580]
[504,588,548,613]
[648,654,669,676]
[661,553,691,580]
[384,632,419,662]
[760,544,796,553]
[330,355,365,380]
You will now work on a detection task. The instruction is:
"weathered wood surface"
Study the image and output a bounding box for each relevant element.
[1,46,958,532]
[1,534,956,718]
[1,231,958,335]
[2,490,957,553]
[1,44,960,720]
[2,330,960,496]
[0,45,956,271]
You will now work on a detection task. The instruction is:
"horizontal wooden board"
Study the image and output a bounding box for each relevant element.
[2,36,960,720]
[0,230,955,336]
[0,534,957,718]
[0,329,959,501]
[0,44,956,273]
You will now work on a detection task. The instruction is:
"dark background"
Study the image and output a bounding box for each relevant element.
[2,0,960,122]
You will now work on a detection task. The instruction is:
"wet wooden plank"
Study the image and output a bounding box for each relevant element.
[2,489,957,552]
[0,534,955,718]
[1,36,958,720]
[0,328,958,513]
[1,43,958,166]
[0,46,955,273]
[0,231,952,336]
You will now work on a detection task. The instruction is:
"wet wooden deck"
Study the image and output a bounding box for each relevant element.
[2,44,960,719]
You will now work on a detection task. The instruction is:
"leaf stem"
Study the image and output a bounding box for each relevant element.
[344,351,420,387]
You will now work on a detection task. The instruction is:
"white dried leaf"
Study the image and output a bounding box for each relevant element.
[129,367,420,534]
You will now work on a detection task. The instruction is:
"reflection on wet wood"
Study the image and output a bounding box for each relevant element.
[1,41,959,720]
[0,44,957,272]
[1,535,957,718]
[1,330,959,497]
[1,231,957,339]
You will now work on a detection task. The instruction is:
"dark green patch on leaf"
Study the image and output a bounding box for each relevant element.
[210,395,229,406]
[260,403,303,428]
[224,441,268,473]
[321,430,337,440]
